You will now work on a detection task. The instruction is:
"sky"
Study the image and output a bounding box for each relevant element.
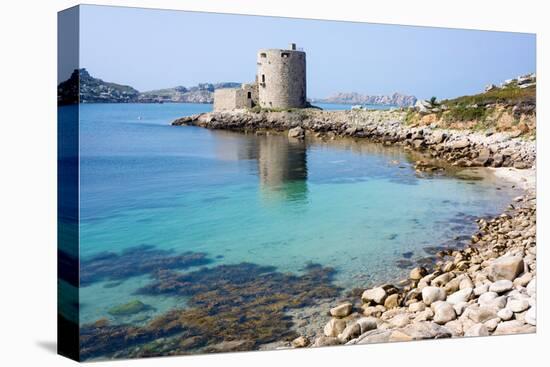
[70,5,536,100]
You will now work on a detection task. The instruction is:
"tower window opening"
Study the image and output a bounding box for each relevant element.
[281,52,290,58]
[260,53,267,58]
[262,74,265,83]
[247,91,251,99]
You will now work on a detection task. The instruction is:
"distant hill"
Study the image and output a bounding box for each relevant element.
[138,82,241,103]
[58,69,140,105]
[311,92,417,107]
[57,69,241,105]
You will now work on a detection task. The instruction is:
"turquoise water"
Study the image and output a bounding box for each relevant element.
[75,103,518,324]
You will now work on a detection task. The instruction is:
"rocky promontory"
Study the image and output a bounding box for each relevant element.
[172,109,536,169]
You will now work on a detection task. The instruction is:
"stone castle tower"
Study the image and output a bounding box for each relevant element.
[256,43,307,109]
[213,43,307,111]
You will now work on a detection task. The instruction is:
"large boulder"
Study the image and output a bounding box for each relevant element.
[450,139,470,149]
[384,293,400,309]
[356,317,378,333]
[422,286,447,305]
[492,320,535,336]
[313,336,341,347]
[508,299,530,313]
[487,256,524,281]
[394,321,452,340]
[330,302,353,318]
[355,329,393,345]
[337,322,362,342]
[446,287,473,305]
[433,302,457,324]
[362,287,387,305]
[324,318,347,337]
[467,306,498,323]
[430,131,447,144]
[489,280,514,293]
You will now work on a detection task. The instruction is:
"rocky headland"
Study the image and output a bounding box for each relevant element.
[311,92,417,107]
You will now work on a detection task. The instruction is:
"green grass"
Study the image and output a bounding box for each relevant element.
[442,85,535,108]
[443,106,492,123]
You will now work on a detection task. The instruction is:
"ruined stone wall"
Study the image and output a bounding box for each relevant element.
[214,87,254,111]
[257,48,306,109]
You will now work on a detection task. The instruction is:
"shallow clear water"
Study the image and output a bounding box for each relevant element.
[74,103,518,324]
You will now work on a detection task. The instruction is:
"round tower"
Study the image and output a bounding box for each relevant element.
[256,43,307,109]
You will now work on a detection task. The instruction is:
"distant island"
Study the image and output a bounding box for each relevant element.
[58,69,241,105]
[58,69,417,107]
[310,92,417,107]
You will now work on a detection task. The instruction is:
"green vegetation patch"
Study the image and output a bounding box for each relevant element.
[442,85,535,108]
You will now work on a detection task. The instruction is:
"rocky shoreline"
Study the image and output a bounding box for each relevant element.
[293,184,536,348]
[172,109,536,169]
[172,109,536,349]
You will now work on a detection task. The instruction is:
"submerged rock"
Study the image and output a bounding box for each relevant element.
[81,261,341,360]
[108,300,151,316]
[80,245,211,286]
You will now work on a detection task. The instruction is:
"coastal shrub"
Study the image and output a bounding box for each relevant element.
[441,104,494,124]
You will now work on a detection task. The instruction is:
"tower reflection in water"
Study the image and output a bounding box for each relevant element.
[255,135,308,202]
[213,130,308,203]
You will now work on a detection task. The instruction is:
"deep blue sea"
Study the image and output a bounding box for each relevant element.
[70,103,519,324]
